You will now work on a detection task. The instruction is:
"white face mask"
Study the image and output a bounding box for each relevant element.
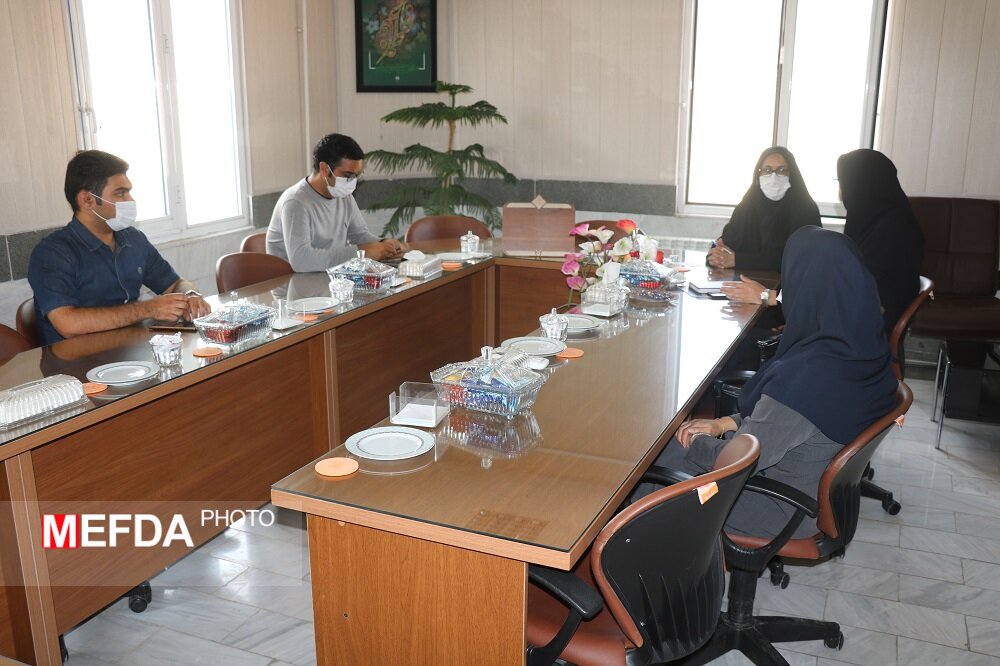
[327,175,357,199]
[759,173,791,201]
[92,195,138,231]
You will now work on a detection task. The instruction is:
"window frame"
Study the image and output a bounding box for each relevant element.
[676,0,889,220]
[66,0,251,242]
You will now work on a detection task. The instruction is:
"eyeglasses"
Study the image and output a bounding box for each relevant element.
[758,166,789,177]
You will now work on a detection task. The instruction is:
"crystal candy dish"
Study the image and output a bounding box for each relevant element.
[0,375,90,430]
[194,303,276,348]
[431,347,546,417]
[619,258,677,290]
[328,250,397,292]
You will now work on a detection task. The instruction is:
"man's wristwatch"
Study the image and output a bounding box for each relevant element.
[184,290,202,298]
[760,289,770,305]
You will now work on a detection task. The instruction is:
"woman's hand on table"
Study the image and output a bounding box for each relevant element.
[676,417,738,448]
[707,240,736,269]
[721,275,773,305]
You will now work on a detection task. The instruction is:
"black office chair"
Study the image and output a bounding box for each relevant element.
[679,381,912,665]
[525,435,760,666]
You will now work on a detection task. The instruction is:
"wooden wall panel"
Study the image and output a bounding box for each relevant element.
[243,0,306,193]
[965,0,1000,195]
[926,0,987,194]
[0,0,79,235]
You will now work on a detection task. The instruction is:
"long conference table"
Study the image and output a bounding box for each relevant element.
[0,240,766,665]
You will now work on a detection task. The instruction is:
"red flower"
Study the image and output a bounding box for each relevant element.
[616,219,638,234]
[570,223,591,237]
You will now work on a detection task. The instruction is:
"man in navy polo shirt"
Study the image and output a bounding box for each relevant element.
[27,150,210,346]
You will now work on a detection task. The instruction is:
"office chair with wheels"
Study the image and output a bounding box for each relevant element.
[16,298,41,348]
[860,275,933,515]
[526,435,760,666]
[215,252,294,293]
[679,381,912,665]
[403,215,492,243]
[240,231,267,253]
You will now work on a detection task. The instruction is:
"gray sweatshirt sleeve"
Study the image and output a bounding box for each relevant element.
[279,198,374,272]
[343,197,380,246]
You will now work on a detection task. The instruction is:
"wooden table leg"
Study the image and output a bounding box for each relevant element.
[307,517,526,664]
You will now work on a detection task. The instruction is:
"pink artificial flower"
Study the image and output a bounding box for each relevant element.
[617,219,638,234]
[566,275,587,290]
[570,223,591,237]
[561,258,581,276]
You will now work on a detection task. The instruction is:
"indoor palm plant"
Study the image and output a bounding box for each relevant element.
[365,81,517,238]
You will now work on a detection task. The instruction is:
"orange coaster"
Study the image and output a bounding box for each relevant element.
[441,261,462,271]
[292,313,318,322]
[83,382,108,395]
[314,457,359,477]
[674,266,691,273]
[556,347,584,359]
[192,347,223,358]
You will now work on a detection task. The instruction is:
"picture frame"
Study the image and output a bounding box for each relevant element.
[355,0,437,93]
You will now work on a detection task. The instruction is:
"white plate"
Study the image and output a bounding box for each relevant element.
[86,361,159,385]
[344,426,435,461]
[564,314,601,332]
[500,336,567,356]
[436,252,490,261]
[287,297,336,313]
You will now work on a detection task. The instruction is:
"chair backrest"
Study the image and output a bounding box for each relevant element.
[0,324,32,360]
[404,216,492,243]
[889,275,934,380]
[591,435,760,663]
[817,381,913,545]
[215,252,293,293]
[240,231,267,253]
[16,298,40,348]
[909,197,999,297]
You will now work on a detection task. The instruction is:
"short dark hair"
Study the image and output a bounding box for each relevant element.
[312,134,364,173]
[64,150,129,212]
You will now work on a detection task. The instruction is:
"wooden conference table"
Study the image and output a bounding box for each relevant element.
[0,240,765,665]
[270,249,770,664]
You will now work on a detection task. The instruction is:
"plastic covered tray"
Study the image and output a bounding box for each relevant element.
[0,375,90,430]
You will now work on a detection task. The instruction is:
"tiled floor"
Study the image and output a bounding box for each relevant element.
[62,376,1000,665]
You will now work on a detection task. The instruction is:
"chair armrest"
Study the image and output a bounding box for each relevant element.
[528,565,603,620]
[744,476,818,518]
[641,465,693,487]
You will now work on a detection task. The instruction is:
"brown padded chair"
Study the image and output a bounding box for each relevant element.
[857,276,934,517]
[683,381,912,665]
[525,435,760,666]
[240,231,266,253]
[404,215,492,243]
[215,252,293,293]
[16,298,40,348]
[0,324,31,360]
[908,197,1000,341]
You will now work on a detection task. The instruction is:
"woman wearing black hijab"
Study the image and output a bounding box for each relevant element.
[708,146,821,272]
[837,149,924,334]
[651,227,898,538]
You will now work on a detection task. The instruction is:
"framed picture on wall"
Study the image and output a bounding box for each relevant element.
[355,0,437,92]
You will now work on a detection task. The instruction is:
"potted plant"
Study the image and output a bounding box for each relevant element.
[365,81,518,238]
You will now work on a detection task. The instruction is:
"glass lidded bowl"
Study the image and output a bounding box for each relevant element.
[193,303,276,348]
[430,346,546,417]
[619,258,677,290]
[327,250,397,293]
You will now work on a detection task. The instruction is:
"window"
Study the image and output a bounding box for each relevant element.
[68,0,247,238]
[680,0,887,216]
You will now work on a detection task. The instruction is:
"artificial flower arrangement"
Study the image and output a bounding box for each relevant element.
[561,219,659,303]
